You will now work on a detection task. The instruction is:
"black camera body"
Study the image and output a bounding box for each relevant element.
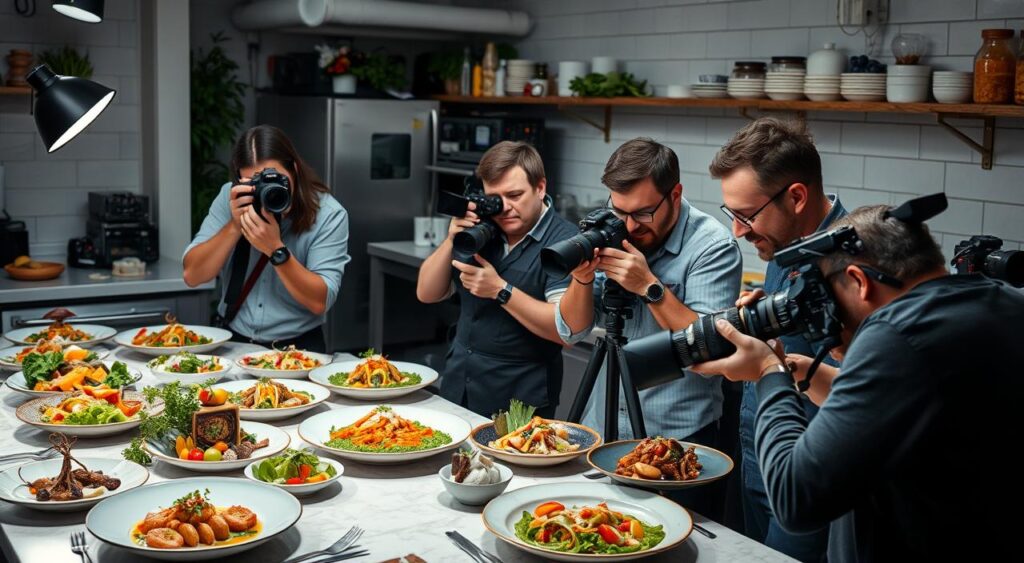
[541,208,628,278]
[952,235,1023,287]
[240,167,291,218]
[450,181,505,257]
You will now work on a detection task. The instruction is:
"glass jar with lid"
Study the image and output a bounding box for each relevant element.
[974,28,1016,104]
[732,61,766,80]
[769,56,806,73]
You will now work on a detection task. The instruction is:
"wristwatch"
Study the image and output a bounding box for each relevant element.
[640,281,666,304]
[270,246,291,266]
[496,282,513,305]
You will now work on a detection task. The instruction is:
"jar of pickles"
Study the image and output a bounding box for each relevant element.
[974,28,1016,104]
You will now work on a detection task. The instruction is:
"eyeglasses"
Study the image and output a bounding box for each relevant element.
[606,194,668,224]
[720,186,789,228]
[824,264,904,288]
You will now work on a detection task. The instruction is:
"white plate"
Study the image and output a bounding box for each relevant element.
[308,360,438,400]
[3,324,117,347]
[693,90,730,98]
[0,457,149,512]
[146,353,232,385]
[234,350,332,379]
[114,325,232,356]
[471,421,602,467]
[144,421,290,473]
[482,482,693,561]
[299,405,470,464]
[5,362,142,398]
[842,92,887,101]
[211,379,330,421]
[766,92,805,100]
[0,346,111,372]
[15,391,162,438]
[86,476,301,561]
[243,457,344,496]
[806,92,843,101]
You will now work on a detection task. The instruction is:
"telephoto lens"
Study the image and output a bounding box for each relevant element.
[952,235,1024,287]
[541,208,628,278]
[250,168,291,215]
[452,221,500,256]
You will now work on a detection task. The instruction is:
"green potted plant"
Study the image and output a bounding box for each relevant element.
[352,51,406,92]
[428,50,463,95]
[36,45,93,78]
[190,32,247,234]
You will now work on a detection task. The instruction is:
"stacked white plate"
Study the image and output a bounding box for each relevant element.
[932,71,973,104]
[727,78,765,99]
[841,73,887,101]
[887,64,931,103]
[691,83,729,99]
[506,59,535,96]
[803,75,841,101]
[765,70,805,100]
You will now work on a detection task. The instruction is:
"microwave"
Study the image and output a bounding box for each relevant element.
[436,116,545,167]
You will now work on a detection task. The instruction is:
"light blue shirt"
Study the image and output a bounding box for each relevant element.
[555,198,743,439]
[184,182,351,342]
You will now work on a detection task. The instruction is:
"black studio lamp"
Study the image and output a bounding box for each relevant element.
[52,0,104,23]
[27,64,116,153]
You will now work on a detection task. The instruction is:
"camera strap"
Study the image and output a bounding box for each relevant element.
[221,238,269,326]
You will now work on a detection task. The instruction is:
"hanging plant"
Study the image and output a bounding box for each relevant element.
[37,45,93,78]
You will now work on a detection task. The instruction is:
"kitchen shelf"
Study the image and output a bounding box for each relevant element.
[435,95,1024,170]
[0,86,31,95]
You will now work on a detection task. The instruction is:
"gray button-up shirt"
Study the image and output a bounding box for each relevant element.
[184,182,351,342]
[555,198,743,439]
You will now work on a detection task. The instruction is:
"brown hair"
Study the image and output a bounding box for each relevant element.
[476,141,545,188]
[709,117,823,196]
[230,125,329,234]
[820,205,946,282]
[601,138,679,195]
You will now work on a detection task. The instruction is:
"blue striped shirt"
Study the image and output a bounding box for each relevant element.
[555,198,743,439]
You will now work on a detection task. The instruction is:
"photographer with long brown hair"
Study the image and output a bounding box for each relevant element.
[183,125,350,352]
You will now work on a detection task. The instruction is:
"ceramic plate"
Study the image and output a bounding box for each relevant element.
[243,457,344,496]
[4,362,142,398]
[0,346,110,372]
[482,482,692,561]
[234,350,332,379]
[211,379,330,421]
[114,325,232,356]
[0,457,149,512]
[299,405,470,464]
[471,421,602,467]
[15,391,162,438]
[146,353,233,385]
[586,439,734,490]
[144,421,290,473]
[3,324,117,347]
[308,360,438,400]
[86,476,301,561]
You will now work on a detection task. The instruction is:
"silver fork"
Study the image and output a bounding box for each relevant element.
[0,446,55,461]
[70,531,95,563]
[0,450,60,465]
[281,526,364,563]
[446,531,503,563]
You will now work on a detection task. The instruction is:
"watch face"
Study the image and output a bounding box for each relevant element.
[646,283,664,302]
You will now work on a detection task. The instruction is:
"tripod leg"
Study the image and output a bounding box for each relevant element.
[604,338,620,443]
[615,343,647,439]
[567,337,606,424]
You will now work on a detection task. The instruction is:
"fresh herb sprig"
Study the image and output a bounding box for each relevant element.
[121,379,216,465]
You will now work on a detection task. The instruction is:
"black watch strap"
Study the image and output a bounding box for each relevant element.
[496,282,513,304]
[270,246,291,266]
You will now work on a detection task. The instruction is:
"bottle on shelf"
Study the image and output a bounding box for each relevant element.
[460,47,472,96]
[472,62,483,97]
[495,59,507,97]
[482,42,497,97]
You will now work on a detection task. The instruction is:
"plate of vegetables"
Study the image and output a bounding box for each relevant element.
[0,340,109,371]
[482,482,691,561]
[235,346,330,379]
[3,322,116,347]
[146,353,232,384]
[212,378,329,421]
[471,400,602,467]
[144,421,290,473]
[115,320,231,356]
[244,448,342,496]
[5,352,140,398]
[308,350,437,400]
[15,390,162,437]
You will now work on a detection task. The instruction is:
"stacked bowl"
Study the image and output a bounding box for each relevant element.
[506,60,535,96]
[692,75,728,98]
[886,65,931,103]
[727,78,766,99]
[932,71,973,104]
[765,70,805,101]
[841,73,887,101]
[803,75,841,101]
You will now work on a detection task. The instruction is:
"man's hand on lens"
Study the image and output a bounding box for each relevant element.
[570,248,600,284]
[690,319,785,382]
[447,201,479,240]
[736,288,765,308]
[239,204,285,256]
[229,182,254,233]
[451,254,506,300]
[596,240,657,295]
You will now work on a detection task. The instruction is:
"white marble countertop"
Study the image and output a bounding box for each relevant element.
[0,342,792,563]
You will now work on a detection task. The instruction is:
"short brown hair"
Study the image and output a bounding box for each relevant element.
[476,141,545,188]
[709,117,823,196]
[820,205,946,282]
[601,138,679,195]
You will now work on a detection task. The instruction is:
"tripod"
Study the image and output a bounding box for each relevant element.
[567,279,647,442]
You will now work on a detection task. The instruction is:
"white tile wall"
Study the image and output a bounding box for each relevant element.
[511,0,1024,269]
[0,0,141,256]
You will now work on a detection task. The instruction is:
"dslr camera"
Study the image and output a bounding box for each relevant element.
[952,235,1023,287]
[437,178,505,257]
[541,208,628,278]
[239,167,291,219]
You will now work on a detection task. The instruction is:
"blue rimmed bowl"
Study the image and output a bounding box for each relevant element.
[587,439,734,490]
[470,421,602,467]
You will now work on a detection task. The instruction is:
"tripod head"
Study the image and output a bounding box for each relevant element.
[600,279,634,342]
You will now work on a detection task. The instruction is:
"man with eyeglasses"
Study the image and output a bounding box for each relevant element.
[556,137,742,517]
[709,117,846,562]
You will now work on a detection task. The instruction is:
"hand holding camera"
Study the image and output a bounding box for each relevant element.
[596,240,657,296]
[446,201,480,241]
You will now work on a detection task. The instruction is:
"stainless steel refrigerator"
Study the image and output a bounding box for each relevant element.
[257,95,438,352]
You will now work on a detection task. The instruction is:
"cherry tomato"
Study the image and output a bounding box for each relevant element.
[617,521,632,532]
[198,388,212,404]
[654,443,667,457]
[299,464,313,480]
[597,524,624,546]
[188,448,205,461]
[286,477,304,485]
[537,528,551,543]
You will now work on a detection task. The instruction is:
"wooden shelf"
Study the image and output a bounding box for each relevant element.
[0,86,31,95]
[435,95,1024,169]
